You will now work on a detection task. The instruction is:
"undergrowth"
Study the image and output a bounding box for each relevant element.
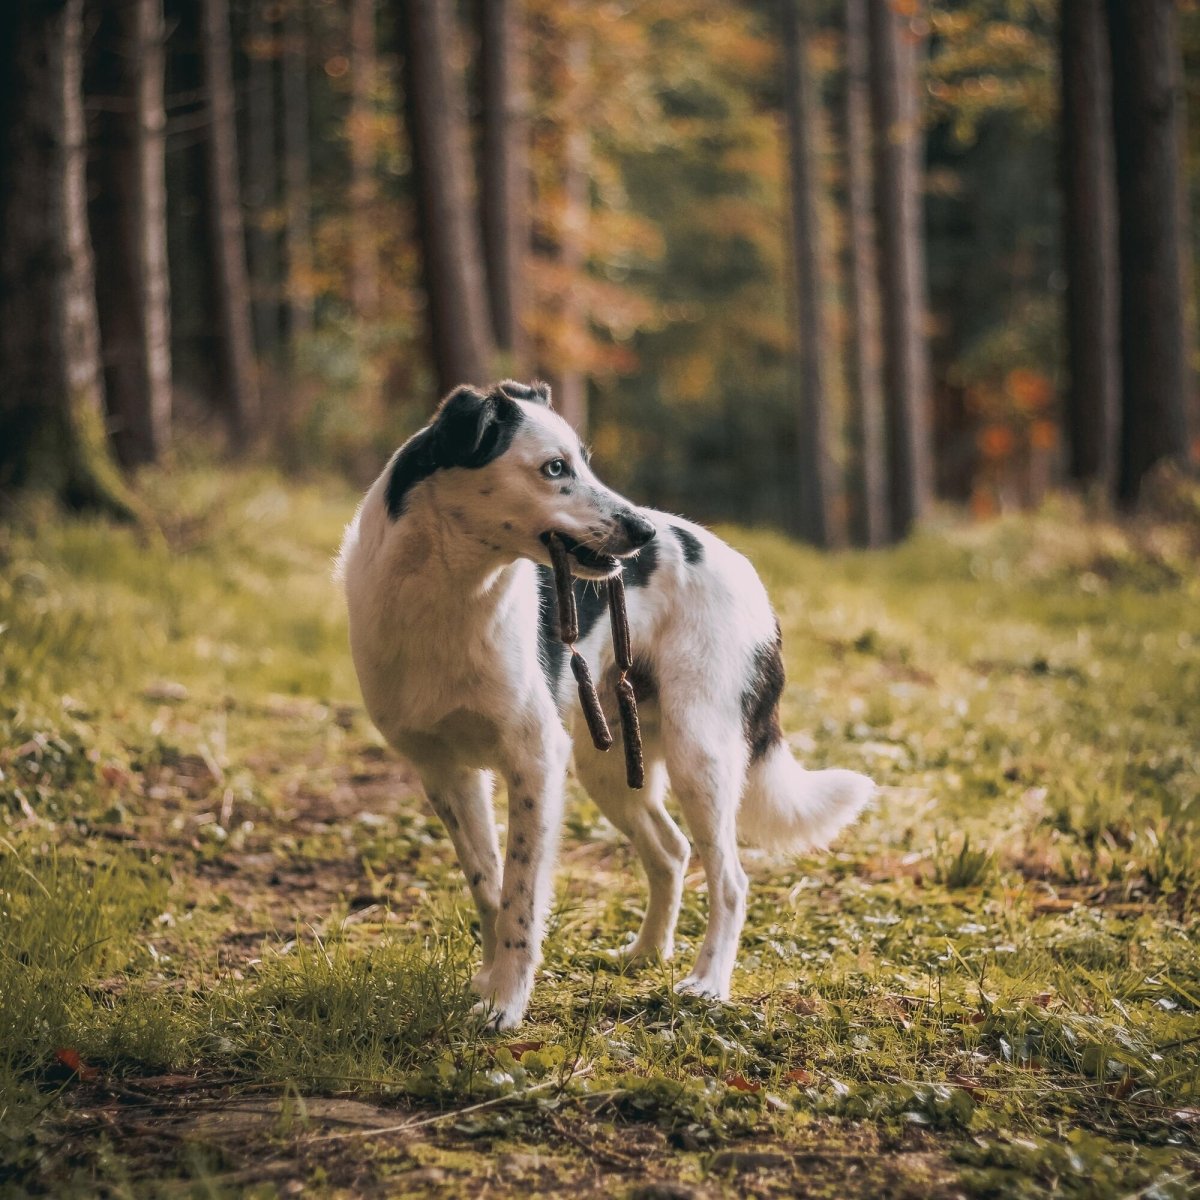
[1,472,1197,1197]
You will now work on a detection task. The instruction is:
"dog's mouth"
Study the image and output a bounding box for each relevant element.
[540,531,628,579]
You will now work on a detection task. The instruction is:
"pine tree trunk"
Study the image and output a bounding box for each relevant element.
[1106,0,1192,505]
[1061,0,1119,492]
[844,0,888,547]
[282,0,314,341]
[200,0,260,438]
[401,0,496,394]
[782,0,838,548]
[555,8,589,432]
[245,0,281,358]
[0,0,136,516]
[868,0,933,540]
[89,0,173,469]
[348,0,379,321]
[479,0,530,367]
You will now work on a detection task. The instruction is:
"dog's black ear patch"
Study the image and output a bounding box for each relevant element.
[669,523,705,564]
[741,625,785,763]
[496,379,552,407]
[385,384,525,518]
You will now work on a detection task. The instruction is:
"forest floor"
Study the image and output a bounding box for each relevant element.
[1,469,1199,1199]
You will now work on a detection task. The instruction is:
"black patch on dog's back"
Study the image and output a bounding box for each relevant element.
[670,523,704,564]
[741,625,785,763]
[386,384,526,518]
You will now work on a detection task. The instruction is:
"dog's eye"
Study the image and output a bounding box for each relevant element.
[541,458,567,479]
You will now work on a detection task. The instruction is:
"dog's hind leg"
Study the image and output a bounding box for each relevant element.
[575,733,689,963]
[663,711,749,1001]
[419,766,503,980]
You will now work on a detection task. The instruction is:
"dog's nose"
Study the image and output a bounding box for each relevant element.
[620,511,657,549]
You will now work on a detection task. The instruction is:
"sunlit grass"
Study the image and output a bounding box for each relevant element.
[0,470,1197,1195]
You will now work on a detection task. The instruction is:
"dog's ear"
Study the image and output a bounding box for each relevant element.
[496,379,552,407]
[434,384,522,468]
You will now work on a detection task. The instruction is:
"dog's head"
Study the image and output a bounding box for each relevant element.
[386,380,655,580]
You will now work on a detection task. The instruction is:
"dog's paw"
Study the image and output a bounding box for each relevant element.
[673,973,729,1002]
[470,966,494,995]
[469,996,525,1032]
[607,939,673,969]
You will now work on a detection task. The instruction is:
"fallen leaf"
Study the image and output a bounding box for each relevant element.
[54,1048,99,1081]
[725,1073,762,1093]
[783,1067,815,1086]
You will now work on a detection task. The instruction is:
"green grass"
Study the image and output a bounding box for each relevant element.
[1,472,1198,1197]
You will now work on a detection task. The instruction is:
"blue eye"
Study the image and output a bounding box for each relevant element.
[542,458,567,479]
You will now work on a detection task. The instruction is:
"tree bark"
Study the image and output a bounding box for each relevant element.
[348,0,379,321]
[844,0,888,546]
[282,0,314,341]
[89,0,173,469]
[554,7,589,432]
[478,0,530,368]
[245,0,281,358]
[401,0,496,394]
[868,0,933,540]
[200,0,260,438]
[0,0,136,516]
[781,1,838,548]
[1106,0,1192,505]
[1061,0,1119,492]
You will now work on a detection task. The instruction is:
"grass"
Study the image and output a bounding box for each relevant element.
[1,470,1198,1197]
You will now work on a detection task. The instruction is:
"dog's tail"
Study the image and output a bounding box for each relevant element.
[738,740,874,853]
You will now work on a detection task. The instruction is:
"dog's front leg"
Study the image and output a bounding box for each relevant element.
[418,765,503,979]
[472,715,571,1030]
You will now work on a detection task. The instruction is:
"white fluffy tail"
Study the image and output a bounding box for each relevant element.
[738,742,874,852]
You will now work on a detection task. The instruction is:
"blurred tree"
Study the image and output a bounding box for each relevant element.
[87,0,173,469]
[200,0,260,437]
[349,0,379,321]
[869,0,933,539]
[282,0,314,342]
[244,0,282,358]
[0,0,134,516]
[1061,0,1118,493]
[781,0,838,546]
[478,0,530,370]
[1106,0,1193,505]
[844,0,888,546]
[401,0,496,394]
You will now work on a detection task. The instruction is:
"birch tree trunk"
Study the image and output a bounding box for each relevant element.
[0,0,135,516]
[401,0,496,394]
[868,0,933,539]
[200,0,260,438]
[90,0,173,468]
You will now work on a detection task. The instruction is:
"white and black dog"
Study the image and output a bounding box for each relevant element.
[338,380,874,1028]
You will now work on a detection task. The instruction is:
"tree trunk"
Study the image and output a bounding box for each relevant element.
[200,0,260,438]
[401,0,496,394]
[1106,0,1192,505]
[478,0,530,368]
[0,0,136,516]
[348,0,379,322]
[282,0,314,341]
[781,1,838,548]
[1061,0,1119,492]
[89,0,173,469]
[844,0,888,546]
[554,8,590,432]
[245,0,281,358]
[868,0,933,540]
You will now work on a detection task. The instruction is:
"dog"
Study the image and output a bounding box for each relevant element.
[337,380,874,1029]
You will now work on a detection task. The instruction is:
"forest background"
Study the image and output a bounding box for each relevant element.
[1,0,1197,535]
